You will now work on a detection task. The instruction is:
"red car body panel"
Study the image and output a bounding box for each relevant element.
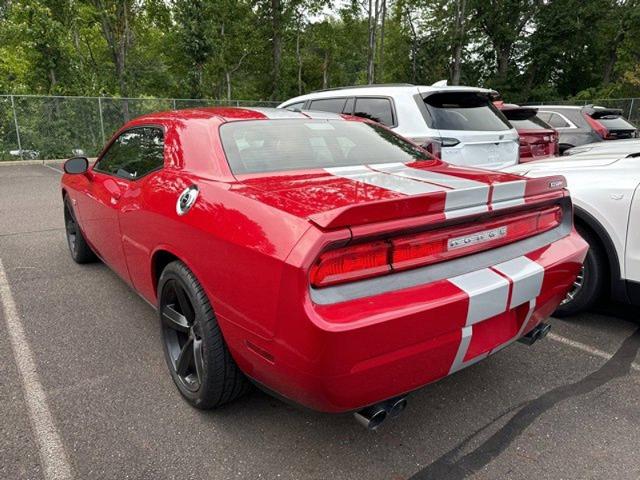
[496,103,560,162]
[61,108,587,413]
[517,128,559,162]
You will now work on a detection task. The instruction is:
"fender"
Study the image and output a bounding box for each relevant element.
[573,205,629,303]
[149,243,202,302]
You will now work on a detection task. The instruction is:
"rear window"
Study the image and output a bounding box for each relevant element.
[593,115,636,131]
[509,116,552,130]
[423,92,511,131]
[220,120,432,174]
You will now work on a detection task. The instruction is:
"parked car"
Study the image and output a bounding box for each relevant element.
[61,107,587,428]
[9,149,40,160]
[564,138,640,156]
[495,103,559,162]
[506,143,640,316]
[278,83,520,170]
[531,105,638,154]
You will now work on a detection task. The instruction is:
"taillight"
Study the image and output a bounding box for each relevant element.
[310,206,563,288]
[583,113,609,139]
[422,139,442,158]
[420,137,460,158]
[309,241,390,287]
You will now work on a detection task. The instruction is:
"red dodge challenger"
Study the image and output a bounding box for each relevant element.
[61,107,587,429]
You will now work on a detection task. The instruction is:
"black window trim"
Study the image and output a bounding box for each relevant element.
[305,97,349,114]
[93,124,167,181]
[536,110,577,130]
[299,95,398,128]
[351,95,398,128]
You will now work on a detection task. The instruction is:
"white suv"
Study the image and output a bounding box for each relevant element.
[278,83,520,170]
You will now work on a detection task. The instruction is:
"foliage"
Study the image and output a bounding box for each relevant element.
[0,0,639,102]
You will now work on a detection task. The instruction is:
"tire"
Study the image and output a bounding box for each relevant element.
[554,226,605,317]
[158,260,250,409]
[63,195,97,264]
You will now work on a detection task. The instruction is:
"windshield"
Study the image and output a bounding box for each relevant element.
[423,92,511,131]
[220,120,433,174]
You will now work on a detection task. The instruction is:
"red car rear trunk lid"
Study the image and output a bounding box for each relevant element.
[235,161,566,229]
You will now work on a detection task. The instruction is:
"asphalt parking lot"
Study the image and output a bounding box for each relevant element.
[1,163,639,480]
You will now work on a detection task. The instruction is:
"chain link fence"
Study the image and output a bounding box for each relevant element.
[0,95,281,161]
[1,94,638,162]
[524,97,640,124]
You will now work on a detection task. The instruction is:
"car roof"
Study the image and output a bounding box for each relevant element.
[130,106,346,124]
[531,104,618,111]
[279,84,495,107]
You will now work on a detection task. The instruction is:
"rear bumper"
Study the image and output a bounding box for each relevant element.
[224,229,588,413]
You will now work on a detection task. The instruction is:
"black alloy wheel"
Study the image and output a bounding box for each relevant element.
[63,196,97,264]
[158,261,249,408]
[160,278,204,392]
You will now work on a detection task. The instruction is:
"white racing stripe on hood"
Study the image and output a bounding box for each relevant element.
[324,166,444,195]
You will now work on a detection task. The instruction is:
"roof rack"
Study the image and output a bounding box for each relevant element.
[310,83,415,93]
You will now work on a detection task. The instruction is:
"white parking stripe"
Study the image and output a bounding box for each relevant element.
[547,332,640,372]
[325,166,444,195]
[0,259,73,480]
[44,164,63,174]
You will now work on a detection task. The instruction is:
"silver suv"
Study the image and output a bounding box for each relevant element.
[278,83,519,170]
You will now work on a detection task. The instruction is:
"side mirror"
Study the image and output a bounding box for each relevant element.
[64,157,89,174]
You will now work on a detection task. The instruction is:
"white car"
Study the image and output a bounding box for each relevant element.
[505,144,640,315]
[278,83,520,170]
[564,138,640,156]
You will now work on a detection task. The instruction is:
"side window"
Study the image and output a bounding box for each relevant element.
[539,112,570,128]
[95,127,164,180]
[343,97,355,114]
[284,101,305,111]
[354,97,394,126]
[308,98,347,114]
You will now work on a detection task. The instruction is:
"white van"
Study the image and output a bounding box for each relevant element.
[278,83,520,170]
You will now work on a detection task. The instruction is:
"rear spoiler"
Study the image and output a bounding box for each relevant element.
[308,175,567,229]
[589,108,623,119]
[502,107,538,121]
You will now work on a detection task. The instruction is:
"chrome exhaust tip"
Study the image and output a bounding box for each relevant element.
[385,396,408,418]
[354,396,408,429]
[354,404,388,430]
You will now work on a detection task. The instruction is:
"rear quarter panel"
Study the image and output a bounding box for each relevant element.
[119,171,312,340]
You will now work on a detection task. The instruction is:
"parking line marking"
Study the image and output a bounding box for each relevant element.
[548,332,640,372]
[0,259,73,480]
[43,164,63,174]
